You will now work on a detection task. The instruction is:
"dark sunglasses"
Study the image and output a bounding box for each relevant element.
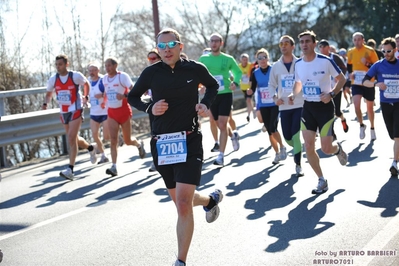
[157,41,181,50]
[257,56,268,60]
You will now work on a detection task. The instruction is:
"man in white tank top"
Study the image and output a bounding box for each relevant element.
[88,63,109,164]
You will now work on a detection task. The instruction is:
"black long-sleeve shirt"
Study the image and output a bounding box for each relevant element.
[128,59,218,135]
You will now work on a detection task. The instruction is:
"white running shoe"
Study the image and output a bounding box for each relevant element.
[272,153,280,165]
[213,155,224,166]
[203,189,224,223]
[312,179,328,194]
[359,124,367,140]
[295,165,304,177]
[231,136,240,151]
[173,260,186,266]
[279,147,287,160]
[106,165,118,177]
[89,144,97,164]
[59,168,74,180]
[370,128,376,141]
[390,162,398,176]
[336,142,348,166]
[97,156,109,164]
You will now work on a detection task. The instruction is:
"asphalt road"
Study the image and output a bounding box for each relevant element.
[0,97,398,266]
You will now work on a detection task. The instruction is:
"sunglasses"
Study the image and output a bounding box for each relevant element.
[381,49,393,54]
[157,41,181,50]
[279,42,290,47]
[257,56,268,60]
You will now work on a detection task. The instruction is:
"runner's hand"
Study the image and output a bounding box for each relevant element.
[152,99,169,116]
[196,103,207,117]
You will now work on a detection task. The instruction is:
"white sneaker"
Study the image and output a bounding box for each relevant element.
[272,153,280,165]
[261,125,267,133]
[213,155,224,166]
[312,178,328,194]
[359,124,367,140]
[97,156,109,164]
[59,168,74,180]
[89,144,97,164]
[370,128,376,141]
[106,165,118,177]
[203,189,224,223]
[231,136,240,151]
[390,162,398,176]
[279,147,287,160]
[173,260,186,266]
[295,165,304,177]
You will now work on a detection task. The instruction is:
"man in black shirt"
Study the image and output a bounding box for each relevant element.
[128,28,221,266]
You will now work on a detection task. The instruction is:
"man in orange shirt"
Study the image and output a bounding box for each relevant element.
[347,32,379,140]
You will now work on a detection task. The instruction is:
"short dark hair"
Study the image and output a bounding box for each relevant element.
[381,37,396,49]
[280,35,295,45]
[298,30,316,43]
[105,57,118,65]
[55,54,68,64]
[367,39,376,47]
[147,48,161,59]
[156,28,181,42]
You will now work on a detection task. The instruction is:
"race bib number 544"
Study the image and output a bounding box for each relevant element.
[156,132,188,165]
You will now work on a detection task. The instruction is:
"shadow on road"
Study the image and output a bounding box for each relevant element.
[86,175,161,207]
[226,164,282,197]
[0,223,28,233]
[357,176,399,217]
[244,174,298,219]
[346,142,376,167]
[265,189,345,252]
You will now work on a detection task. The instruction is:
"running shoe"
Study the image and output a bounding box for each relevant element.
[272,153,280,165]
[97,156,109,164]
[89,144,97,164]
[390,162,398,176]
[312,179,328,194]
[296,165,304,177]
[341,119,349,133]
[59,168,74,180]
[211,143,220,152]
[213,155,224,166]
[336,142,348,166]
[173,260,186,266]
[138,140,146,159]
[106,165,118,177]
[231,136,240,151]
[203,189,224,223]
[246,116,250,122]
[149,162,157,172]
[233,131,240,140]
[359,124,367,140]
[370,129,376,141]
[279,147,287,160]
[261,125,267,133]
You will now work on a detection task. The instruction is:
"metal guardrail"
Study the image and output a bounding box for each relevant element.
[0,87,244,167]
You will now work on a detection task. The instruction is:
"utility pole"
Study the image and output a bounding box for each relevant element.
[152,0,160,45]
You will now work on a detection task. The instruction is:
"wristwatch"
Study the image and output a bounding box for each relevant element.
[329,91,336,98]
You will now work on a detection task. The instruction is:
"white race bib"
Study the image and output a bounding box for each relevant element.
[281,74,294,96]
[241,75,249,84]
[57,90,72,105]
[384,79,399,99]
[106,88,122,108]
[214,75,225,91]
[259,87,274,104]
[156,132,188,165]
[303,81,321,101]
[353,71,366,85]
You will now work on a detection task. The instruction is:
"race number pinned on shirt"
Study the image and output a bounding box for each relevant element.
[57,91,72,105]
[353,71,366,85]
[259,87,274,104]
[281,74,294,96]
[241,74,249,85]
[214,75,225,91]
[90,98,99,106]
[106,88,122,108]
[156,131,188,165]
[384,79,399,99]
[303,80,321,101]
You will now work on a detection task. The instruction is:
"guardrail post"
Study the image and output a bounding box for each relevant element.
[61,135,68,155]
[0,97,6,167]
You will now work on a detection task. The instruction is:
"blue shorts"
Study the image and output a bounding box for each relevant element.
[351,85,375,101]
[90,115,108,124]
